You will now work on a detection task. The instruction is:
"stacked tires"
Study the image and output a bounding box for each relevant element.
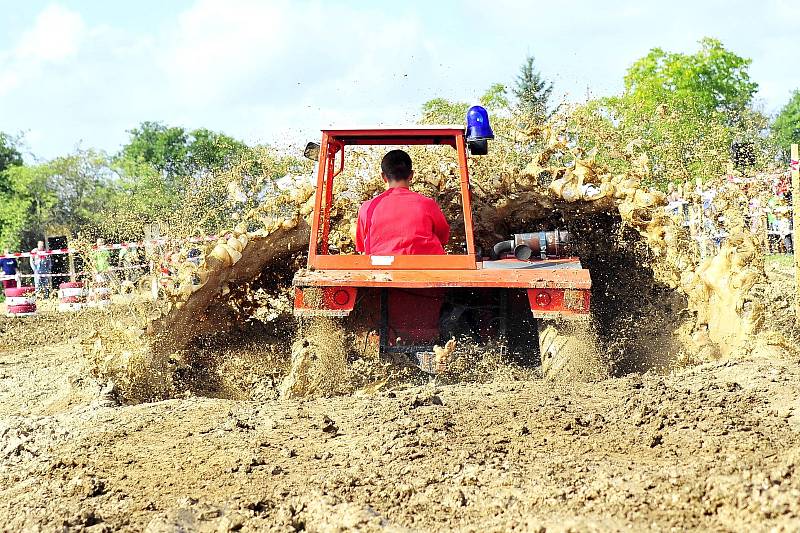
[4,286,36,317]
[58,282,85,312]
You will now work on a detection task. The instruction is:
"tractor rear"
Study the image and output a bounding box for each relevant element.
[293,109,597,377]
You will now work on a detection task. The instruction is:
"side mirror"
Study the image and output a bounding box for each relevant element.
[303,142,320,161]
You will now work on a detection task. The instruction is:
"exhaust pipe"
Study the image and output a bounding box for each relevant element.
[491,229,572,260]
[491,239,513,260]
[513,244,533,260]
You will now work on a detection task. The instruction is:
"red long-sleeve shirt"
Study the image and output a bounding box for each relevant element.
[356,187,450,255]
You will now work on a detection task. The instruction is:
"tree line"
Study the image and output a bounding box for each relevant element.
[0,123,308,250]
[1,37,798,252]
[426,38,798,181]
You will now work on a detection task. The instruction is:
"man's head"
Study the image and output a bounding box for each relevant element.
[37,241,44,250]
[97,238,105,247]
[381,149,413,185]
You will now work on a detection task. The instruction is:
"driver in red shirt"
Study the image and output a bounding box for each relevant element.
[356,150,450,255]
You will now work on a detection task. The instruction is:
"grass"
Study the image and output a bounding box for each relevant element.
[766,254,795,268]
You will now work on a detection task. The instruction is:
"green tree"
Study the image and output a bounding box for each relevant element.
[45,150,119,233]
[186,128,250,173]
[112,123,310,237]
[572,38,762,185]
[0,163,59,249]
[421,85,511,124]
[420,98,470,124]
[121,121,190,177]
[0,133,27,249]
[772,90,800,163]
[0,133,23,175]
[120,122,251,178]
[113,122,255,231]
[624,37,757,120]
[480,83,510,113]
[513,55,553,123]
[0,168,37,249]
[0,150,121,248]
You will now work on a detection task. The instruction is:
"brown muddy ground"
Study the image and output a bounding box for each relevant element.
[2,269,800,532]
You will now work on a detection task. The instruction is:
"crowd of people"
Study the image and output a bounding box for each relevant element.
[0,238,200,300]
[0,239,147,298]
[664,171,794,256]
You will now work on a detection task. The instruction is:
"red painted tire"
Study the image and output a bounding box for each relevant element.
[4,287,35,297]
[59,282,83,289]
[7,303,36,314]
[60,296,83,304]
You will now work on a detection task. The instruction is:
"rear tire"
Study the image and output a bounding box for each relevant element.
[505,290,539,366]
[279,317,349,399]
[537,318,609,381]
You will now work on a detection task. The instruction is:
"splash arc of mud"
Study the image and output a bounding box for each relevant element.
[92,120,784,401]
[147,218,310,356]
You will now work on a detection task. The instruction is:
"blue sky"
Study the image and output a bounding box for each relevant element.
[0,0,796,160]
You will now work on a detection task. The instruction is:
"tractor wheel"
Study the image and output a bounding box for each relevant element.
[279,317,350,399]
[537,318,609,382]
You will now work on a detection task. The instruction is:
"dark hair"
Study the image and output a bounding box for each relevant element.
[381,149,413,181]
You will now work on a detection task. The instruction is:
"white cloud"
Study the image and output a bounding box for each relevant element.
[159,0,434,111]
[15,3,85,62]
[162,0,291,104]
[0,3,86,96]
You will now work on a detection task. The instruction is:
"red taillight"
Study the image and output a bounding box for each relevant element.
[535,291,552,307]
[333,289,350,306]
[294,287,357,317]
[527,288,590,317]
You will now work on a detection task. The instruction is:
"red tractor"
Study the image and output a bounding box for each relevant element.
[293,109,594,377]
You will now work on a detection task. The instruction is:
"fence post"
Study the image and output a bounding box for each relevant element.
[68,250,76,282]
[791,143,800,321]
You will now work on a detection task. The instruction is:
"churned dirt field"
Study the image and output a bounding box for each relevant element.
[2,266,800,532]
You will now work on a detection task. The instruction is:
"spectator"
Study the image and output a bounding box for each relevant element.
[93,238,111,283]
[29,241,52,297]
[748,197,762,234]
[666,182,682,203]
[0,249,19,289]
[187,248,201,266]
[772,197,793,254]
[118,244,141,282]
[186,248,202,285]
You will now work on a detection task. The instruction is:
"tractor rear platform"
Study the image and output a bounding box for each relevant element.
[294,256,591,368]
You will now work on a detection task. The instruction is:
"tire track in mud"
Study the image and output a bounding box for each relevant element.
[2,350,800,531]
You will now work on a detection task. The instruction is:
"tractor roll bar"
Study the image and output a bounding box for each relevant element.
[308,128,477,269]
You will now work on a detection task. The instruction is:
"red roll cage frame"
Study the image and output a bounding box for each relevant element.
[307,127,477,271]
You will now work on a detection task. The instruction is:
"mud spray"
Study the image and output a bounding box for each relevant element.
[74,116,797,404]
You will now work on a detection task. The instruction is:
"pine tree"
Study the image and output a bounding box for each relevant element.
[513,55,553,122]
